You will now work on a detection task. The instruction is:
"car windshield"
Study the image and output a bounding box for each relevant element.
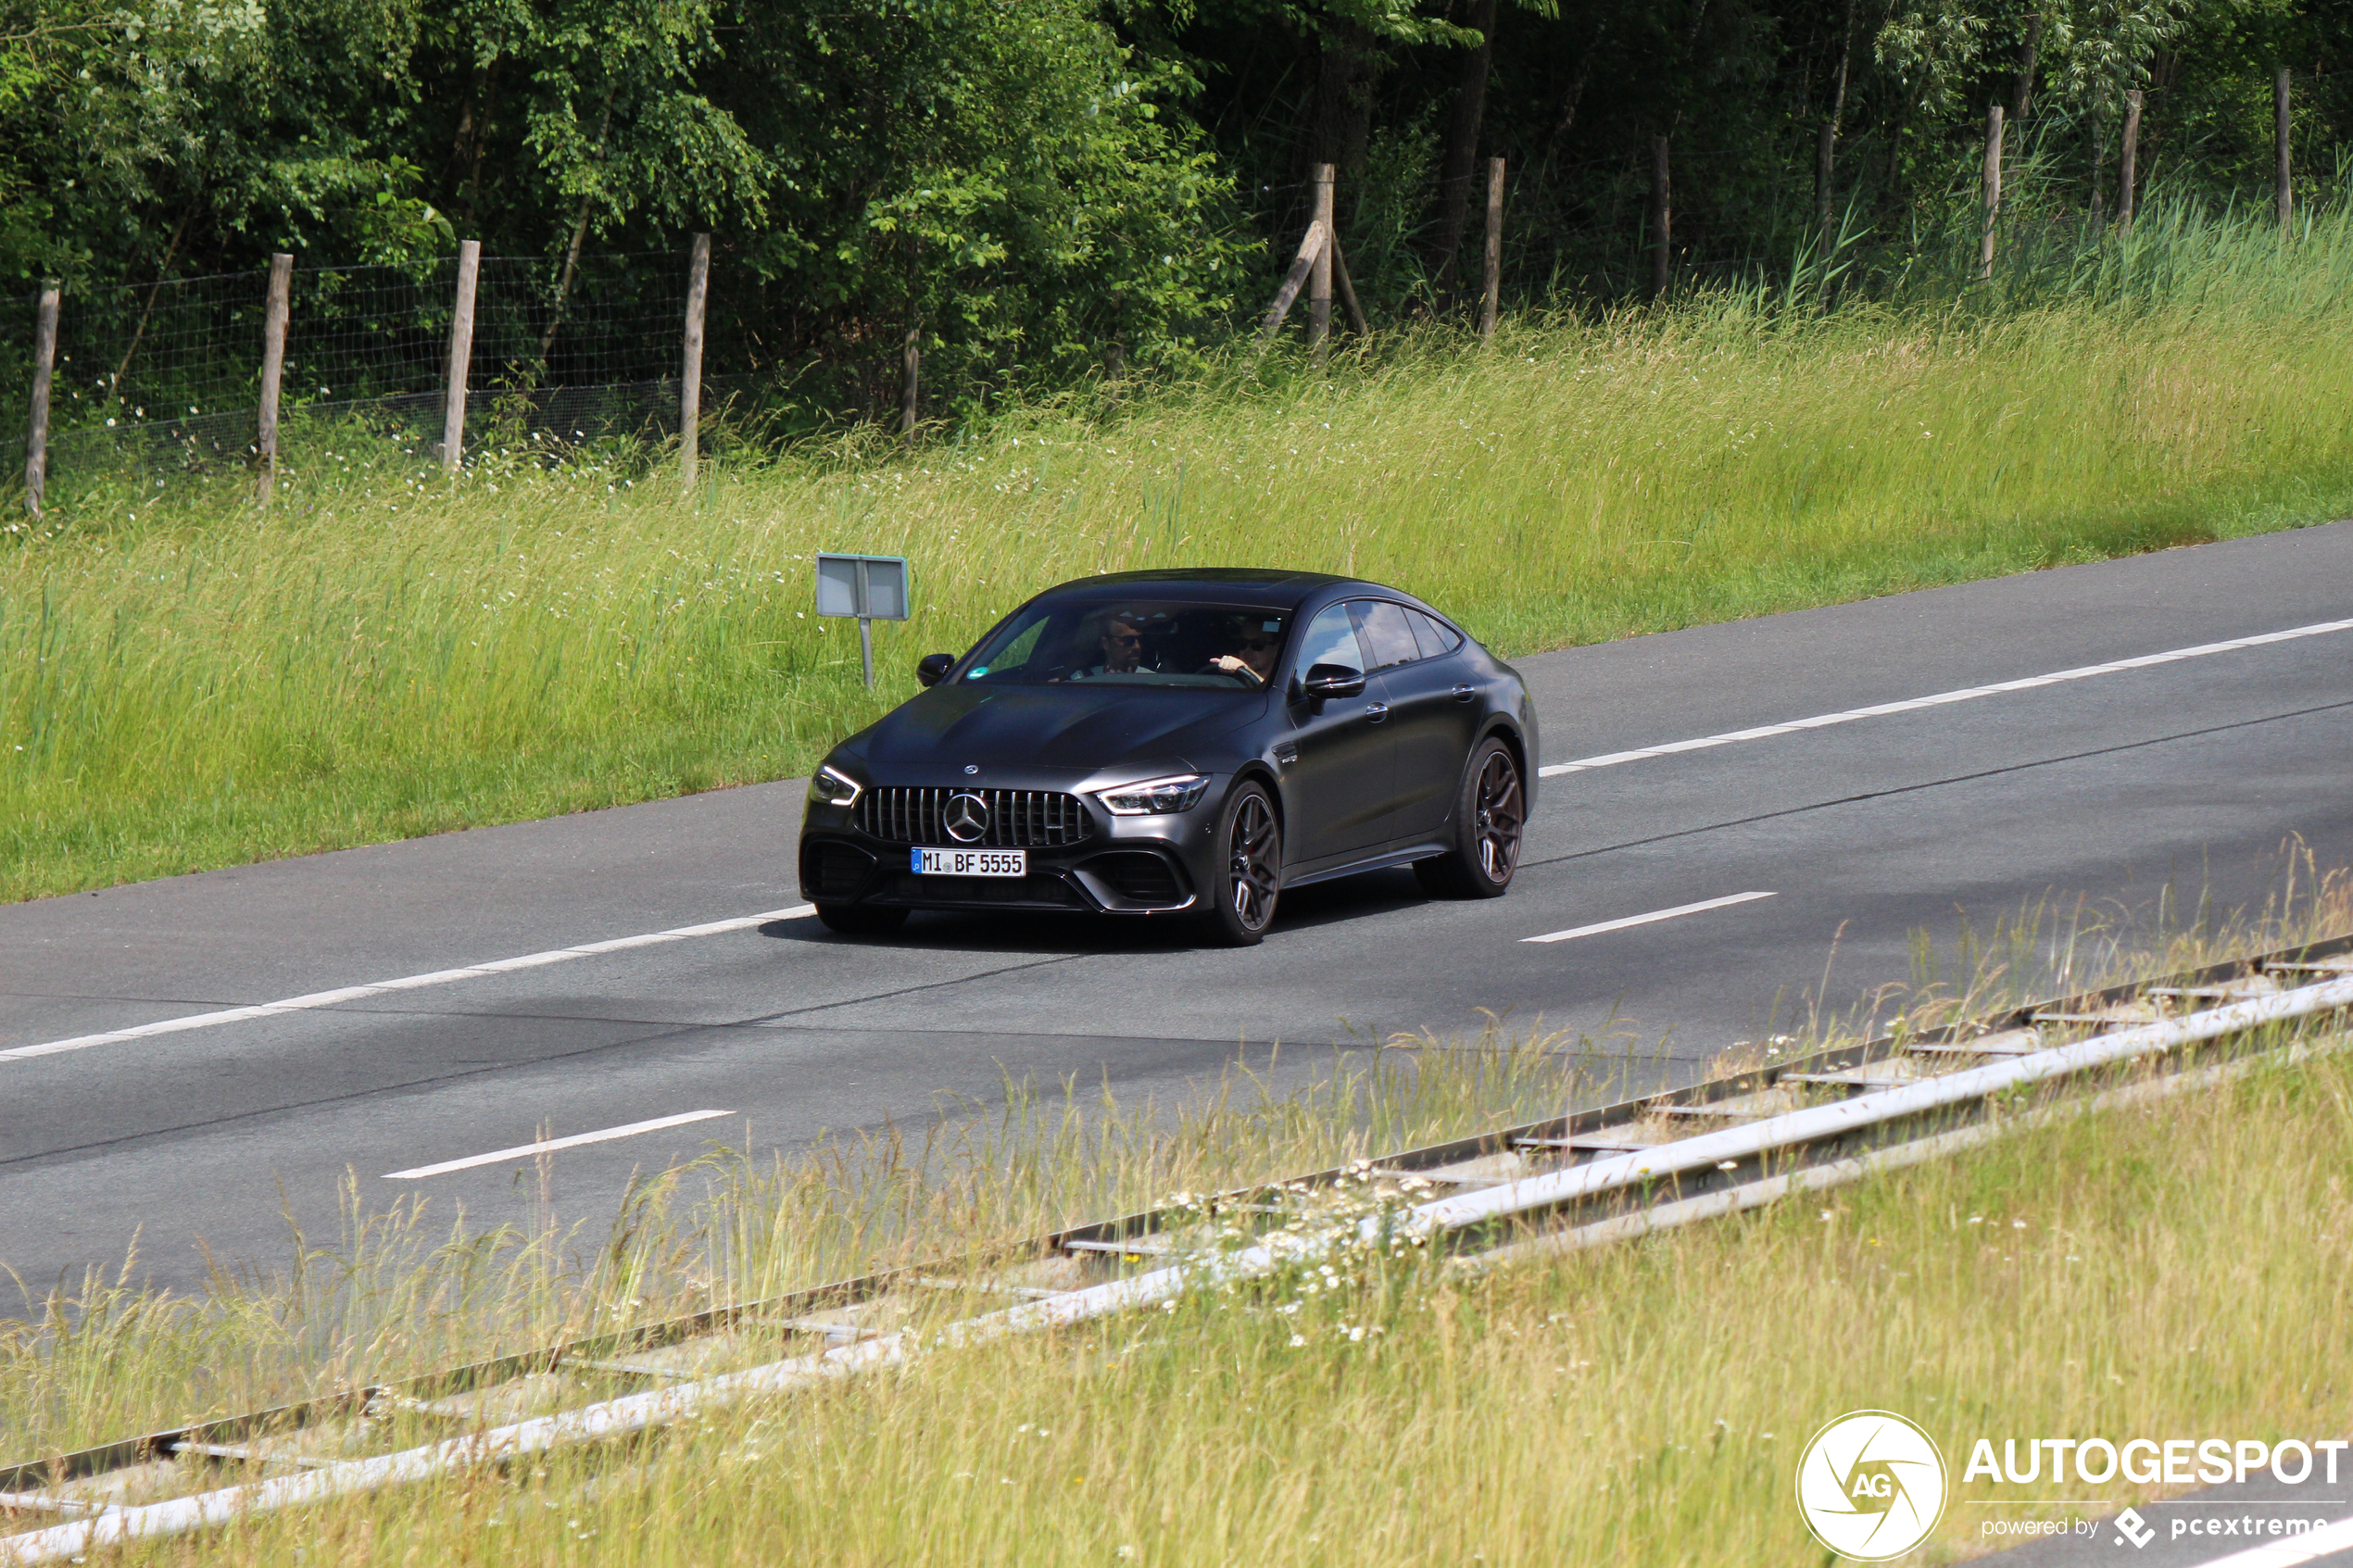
[960,599,1291,690]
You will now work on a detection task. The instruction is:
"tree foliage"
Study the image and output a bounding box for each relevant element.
[1,0,2346,420]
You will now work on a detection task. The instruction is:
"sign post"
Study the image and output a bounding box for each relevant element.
[814,553,911,688]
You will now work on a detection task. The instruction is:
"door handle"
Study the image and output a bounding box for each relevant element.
[1365,702,1390,723]
[1451,684,1475,703]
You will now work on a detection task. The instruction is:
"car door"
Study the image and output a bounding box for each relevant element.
[1276,600,1394,866]
[1358,603,1483,841]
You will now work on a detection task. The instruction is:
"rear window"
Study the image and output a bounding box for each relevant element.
[1408,608,1464,659]
[1349,600,1424,671]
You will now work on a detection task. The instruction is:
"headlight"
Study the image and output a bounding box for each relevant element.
[1094,773,1210,816]
[808,764,862,807]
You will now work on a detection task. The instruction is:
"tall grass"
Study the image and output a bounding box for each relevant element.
[0,1023,1589,1460]
[6,194,2353,899]
[231,1042,2341,1568]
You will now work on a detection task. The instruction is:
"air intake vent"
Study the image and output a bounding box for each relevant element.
[1083,851,1186,906]
[801,841,875,899]
[855,787,1092,847]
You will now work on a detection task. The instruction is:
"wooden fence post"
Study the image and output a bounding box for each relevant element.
[440,239,480,474]
[256,254,292,507]
[900,326,920,441]
[1256,221,1328,350]
[24,280,59,522]
[1977,105,2005,281]
[1649,135,1671,301]
[2118,90,2142,228]
[1480,157,1504,343]
[2275,67,2293,235]
[681,233,710,487]
[1308,163,1334,365]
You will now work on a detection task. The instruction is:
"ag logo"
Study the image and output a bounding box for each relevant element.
[1794,1410,1948,1561]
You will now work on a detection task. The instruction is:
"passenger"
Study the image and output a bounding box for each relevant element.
[1208,618,1278,686]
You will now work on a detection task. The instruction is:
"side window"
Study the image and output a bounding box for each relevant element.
[1349,600,1423,671]
[1293,602,1365,679]
[1408,608,1465,659]
[992,617,1047,671]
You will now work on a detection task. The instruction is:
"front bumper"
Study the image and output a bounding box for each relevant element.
[799,788,1222,916]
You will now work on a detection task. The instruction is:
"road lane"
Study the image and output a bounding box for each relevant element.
[5,520,2352,1297]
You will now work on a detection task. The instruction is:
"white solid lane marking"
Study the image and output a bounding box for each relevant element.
[2177,1514,2353,1568]
[0,906,819,1064]
[384,1110,736,1180]
[1522,891,1777,945]
[1537,616,2353,778]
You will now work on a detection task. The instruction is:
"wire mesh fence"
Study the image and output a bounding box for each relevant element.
[4,250,697,501]
[3,105,2330,512]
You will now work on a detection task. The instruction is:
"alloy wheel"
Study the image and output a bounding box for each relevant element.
[1473,751,1524,883]
[1227,793,1280,931]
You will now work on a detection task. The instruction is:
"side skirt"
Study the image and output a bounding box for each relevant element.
[1280,840,1452,891]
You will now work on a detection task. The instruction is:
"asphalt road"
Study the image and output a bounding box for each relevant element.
[5,522,2352,1301]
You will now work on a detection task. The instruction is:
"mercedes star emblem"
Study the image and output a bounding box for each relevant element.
[943,792,990,843]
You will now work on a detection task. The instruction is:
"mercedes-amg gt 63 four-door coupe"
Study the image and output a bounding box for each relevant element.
[797,569,1536,945]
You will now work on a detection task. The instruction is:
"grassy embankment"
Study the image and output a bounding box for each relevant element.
[6,203,2353,900]
[5,890,2351,1563]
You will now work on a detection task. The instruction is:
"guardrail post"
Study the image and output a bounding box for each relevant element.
[440,240,480,474]
[257,254,292,507]
[681,233,709,488]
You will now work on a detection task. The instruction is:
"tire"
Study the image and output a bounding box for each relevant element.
[1414,737,1525,899]
[1200,782,1282,947]
[815,903,910,936]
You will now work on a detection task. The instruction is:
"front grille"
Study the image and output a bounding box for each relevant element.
[855,787,1093,847]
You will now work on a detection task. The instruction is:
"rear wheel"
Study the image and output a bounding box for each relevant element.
[1414,737,1524,899]
[1201,783,1282,947]
[815,903,909,936]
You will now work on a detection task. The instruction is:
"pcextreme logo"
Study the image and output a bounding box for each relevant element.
[1795,1410,1950,1562]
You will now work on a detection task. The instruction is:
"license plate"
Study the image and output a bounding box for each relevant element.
[912,847,1026,877]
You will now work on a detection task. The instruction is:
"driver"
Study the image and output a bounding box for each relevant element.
[1208,618,1278,686]
[1097,613,1145,674]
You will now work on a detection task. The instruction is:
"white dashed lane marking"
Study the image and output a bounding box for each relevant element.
[1522,891,1777,945]
[384,1110,736,1180]
[0,907,819,1063]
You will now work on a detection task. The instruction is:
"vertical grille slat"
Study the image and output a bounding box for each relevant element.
[855,786,1094,848]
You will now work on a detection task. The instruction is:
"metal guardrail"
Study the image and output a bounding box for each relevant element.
[6,932,2351,1562]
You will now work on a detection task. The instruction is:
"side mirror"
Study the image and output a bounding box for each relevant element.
[1299,662,1365,700]
[915,653,955,687]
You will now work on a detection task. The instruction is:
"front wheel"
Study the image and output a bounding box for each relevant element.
[1200,782,1282,947]
[1414,737,1524,899]
[815,903,910,936]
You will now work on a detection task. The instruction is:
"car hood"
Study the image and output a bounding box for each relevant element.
[848,684,1266,776]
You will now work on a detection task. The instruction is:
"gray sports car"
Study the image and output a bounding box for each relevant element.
[797,568,1536,945]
